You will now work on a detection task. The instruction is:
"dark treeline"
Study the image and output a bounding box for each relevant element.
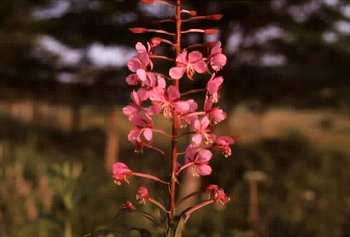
[0,0,349,108]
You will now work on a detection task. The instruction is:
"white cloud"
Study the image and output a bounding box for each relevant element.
[260,54,286,66]
[340,4,350,18]
[87,43,134,68]
[335,20,350,34]
[322,31,338,43]
[37,35,83,65]
[33,0,70,20]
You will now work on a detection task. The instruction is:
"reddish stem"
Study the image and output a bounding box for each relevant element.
[151,55,175,62]
[181,88,206,97]
[144,144,168,158]
[184,199,215,223]
[132,172,169,185]
[149,197,169,213]
[176,162,194,176]
[168,0,182,225]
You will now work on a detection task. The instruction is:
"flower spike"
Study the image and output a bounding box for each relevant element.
[115,1,235,234]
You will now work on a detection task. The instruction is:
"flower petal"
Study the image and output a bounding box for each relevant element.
[192,134,203,145]
[196,164,212,176]
[169,67,186,80]
[143,128,153,141]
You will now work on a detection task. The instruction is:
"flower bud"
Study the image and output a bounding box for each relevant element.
[151,37,162,47]
[121,201,136,211]
[129,27,148,34]
[206,184,230,206]
[189,10,197,16]
[208,14,223,20]
[204,28,219,35]
[141,0,156,4]
[112,162,133,185]
[136,186,150,203]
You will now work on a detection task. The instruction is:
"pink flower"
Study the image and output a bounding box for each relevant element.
[206,185,230,205]
[112,162,132,185]
[185,145,213,176]
[128,127,153,148]
[149,85,196,118]
[204,98,227,124]
[136,186,150,203]
[123,90,156,132]
[209,42,227,71]
[126,71,166,100]
[121,201,136,211]
[206,76,224,103]
[209,108,227,124]
[128,43,152,73]
[191,116,213,145]
[169,51,207,80]
[214,136,234,157]
[123,90,147,122]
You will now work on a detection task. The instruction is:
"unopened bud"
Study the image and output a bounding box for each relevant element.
[151,37,162,47]
[141,0,156,4]
[129,27,148,34]
[208,14,223,20]
[204,28,219,35]
[189,10,197,16]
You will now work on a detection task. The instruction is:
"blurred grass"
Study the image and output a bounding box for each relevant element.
[0,99,350,237]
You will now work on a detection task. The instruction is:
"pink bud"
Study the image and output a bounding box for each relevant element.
[130,27,148,34]
[208,14,223,20]
[204,28,219,35]
[206,185,230,205]
[136,186,150,203]
[141,0,156,3]
[112,162,132,185]
[121,201,136,211]
[151,37,162,47]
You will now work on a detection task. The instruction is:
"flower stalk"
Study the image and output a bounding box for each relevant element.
[112,0,234,236]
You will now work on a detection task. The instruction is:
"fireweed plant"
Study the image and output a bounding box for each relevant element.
[112,0,234,236]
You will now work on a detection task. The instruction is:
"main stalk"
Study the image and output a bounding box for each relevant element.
[169,0,182,224]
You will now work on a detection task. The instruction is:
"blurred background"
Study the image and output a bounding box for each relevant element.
[0,0,350,236]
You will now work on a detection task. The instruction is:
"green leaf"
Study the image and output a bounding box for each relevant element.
[166,217,186,237]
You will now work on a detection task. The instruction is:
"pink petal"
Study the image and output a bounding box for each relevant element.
[176,51,188,64]
[201,116,210,129]
[174,101,190,113]
[157,76,166,89]
[167,85,180,101]
[149,87,164,102]
[138,53,151,68]
[169,67,186,80]
[128,58,141,72]
[197,149,213,163]
[185,145,198,160]
[188,51,203,63]
[122,105,137,117]
[187,99,198,111]
[128,128,140,143]
[210,42,222,55]
[137,88,149,101]
[131,91,140,106]
[193,119,201,130]
[136,69,147,82]
[126,74,139,85]
[211,54,227,71]
[192,134,203,145]
[210,108,227,123]
[193,60,208,74]
[207,76,224,94]
[143,128,153,141]
[136,42,147,53]
[196,164,212,176]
